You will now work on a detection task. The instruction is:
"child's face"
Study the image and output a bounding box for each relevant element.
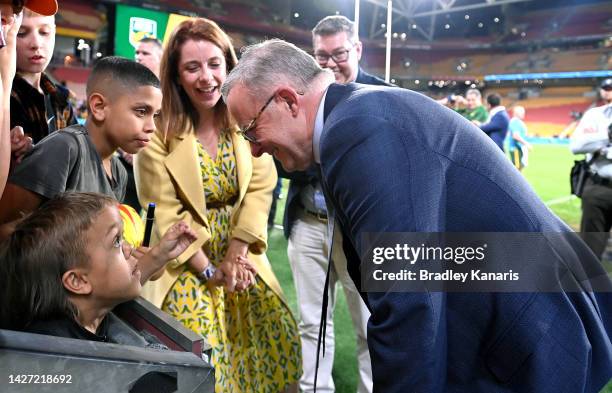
[16,13,55,74]
[103,85,162,154]
[84,205,141,306]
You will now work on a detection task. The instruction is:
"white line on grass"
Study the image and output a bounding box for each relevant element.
[545,195,576,206]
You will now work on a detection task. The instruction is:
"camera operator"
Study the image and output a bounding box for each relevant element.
[569,78,612,259]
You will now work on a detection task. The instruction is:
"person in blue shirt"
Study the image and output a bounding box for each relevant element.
[507,105,532,171]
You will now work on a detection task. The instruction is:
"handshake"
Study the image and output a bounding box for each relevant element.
[130,221,257,293]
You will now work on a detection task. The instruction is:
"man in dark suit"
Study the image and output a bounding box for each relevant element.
[277,15,389,393]
[477,93,510,151]
[222,39,612,393]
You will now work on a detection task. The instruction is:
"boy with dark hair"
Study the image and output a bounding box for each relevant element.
[0,56,162,227]
[0,192,197,340]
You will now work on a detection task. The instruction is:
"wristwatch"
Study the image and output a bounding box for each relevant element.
[198,265,217,281]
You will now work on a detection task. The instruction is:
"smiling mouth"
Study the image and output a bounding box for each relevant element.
[197,86,217,94]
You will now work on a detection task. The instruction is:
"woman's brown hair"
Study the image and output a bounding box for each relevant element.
[159,17,239,136]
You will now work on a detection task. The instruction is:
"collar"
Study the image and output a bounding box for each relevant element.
[313,86,329,164]
[489,105,506,117]
[13,72,62,103]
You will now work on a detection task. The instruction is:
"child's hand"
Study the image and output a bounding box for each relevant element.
[11,126,33,164]
[0,11,22,89]
[157,221,197,261]
[134,222,197,284]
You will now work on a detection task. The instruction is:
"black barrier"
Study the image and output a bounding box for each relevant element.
[0,297,215,392]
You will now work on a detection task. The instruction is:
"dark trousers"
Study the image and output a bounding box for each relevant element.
[268,178,282,229]
[580,177,612,259]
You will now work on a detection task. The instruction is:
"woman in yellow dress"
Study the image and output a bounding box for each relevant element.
[135,18,300,392]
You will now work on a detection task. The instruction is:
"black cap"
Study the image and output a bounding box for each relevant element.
[601,78,612,89]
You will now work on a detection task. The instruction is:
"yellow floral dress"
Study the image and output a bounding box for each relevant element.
[161,131,301,392]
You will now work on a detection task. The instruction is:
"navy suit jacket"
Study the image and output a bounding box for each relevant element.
[277,68,389,239]
[318,83,612,392]
[480,108,510,151]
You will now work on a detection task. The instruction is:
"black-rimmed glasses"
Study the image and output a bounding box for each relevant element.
[314,46,353,65]
[236,94,275,145]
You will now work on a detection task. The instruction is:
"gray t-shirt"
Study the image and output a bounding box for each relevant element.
[10,124,127,201]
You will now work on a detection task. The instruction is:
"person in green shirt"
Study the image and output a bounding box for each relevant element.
[455,88,488,123]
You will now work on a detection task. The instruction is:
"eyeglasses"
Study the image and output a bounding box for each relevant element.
[236,94,275,145]
[602,86,612,92]
[314,46,353,65]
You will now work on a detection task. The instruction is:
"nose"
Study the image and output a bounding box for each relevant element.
[30,32,43,48]
[198,66,213,82]
[144,115,156,134]
[323,57,339,69]
[121,241,133,260]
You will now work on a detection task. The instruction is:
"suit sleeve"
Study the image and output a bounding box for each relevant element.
[479,114,504,134]
[321,115,446,393]
[230,152,276,254]
[134,131,210,267]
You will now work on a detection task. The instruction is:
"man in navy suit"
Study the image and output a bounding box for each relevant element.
[222,39,612,393]
[277,15,389,393]
[477,93,510,151]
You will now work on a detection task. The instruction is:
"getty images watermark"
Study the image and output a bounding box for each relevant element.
[361,233,612,292]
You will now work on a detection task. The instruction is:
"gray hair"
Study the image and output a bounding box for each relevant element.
[312,15,358,43]
[465,88,481,99]
[221,39,326,100]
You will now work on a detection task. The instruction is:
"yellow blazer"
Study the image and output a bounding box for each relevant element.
[134,127,283,308]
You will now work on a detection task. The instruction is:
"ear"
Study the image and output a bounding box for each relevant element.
[354,40,363,61]
[276,88,300,117]
[88,92,108,122]
[62,269,93,296]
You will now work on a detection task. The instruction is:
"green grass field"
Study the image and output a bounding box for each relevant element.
[266,144,612,392]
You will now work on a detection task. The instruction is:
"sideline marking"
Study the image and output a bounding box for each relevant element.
[545,195,575,206]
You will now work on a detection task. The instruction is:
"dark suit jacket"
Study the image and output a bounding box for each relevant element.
[318,83,612,393]
[277,68,389,239]
[480,108,510,151]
